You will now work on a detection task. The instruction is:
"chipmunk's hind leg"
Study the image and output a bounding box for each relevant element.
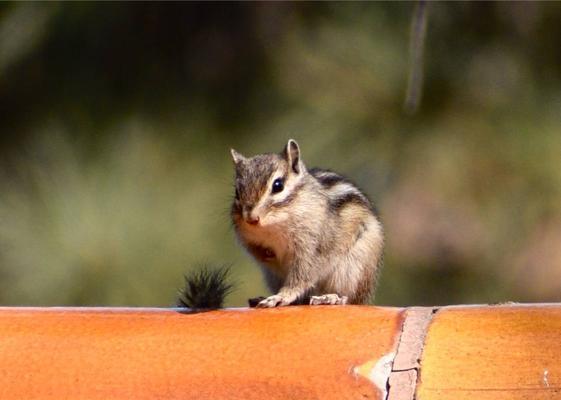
[309,294,348,305]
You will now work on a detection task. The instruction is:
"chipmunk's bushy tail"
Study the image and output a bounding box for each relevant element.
[177,265,235,309]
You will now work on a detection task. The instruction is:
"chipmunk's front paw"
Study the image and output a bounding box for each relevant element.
[256,294,291,308]
[309,294,348,305]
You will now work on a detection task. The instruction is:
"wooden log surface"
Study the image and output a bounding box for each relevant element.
[1,304,561,400]
[0,306,403,400]
[417,305,561,400]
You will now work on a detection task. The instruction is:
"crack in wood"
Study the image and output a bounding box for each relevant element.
[386,306,439,400]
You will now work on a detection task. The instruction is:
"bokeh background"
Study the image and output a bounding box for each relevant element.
[1,2,560,307]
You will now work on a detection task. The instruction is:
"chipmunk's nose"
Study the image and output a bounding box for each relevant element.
[243,205,260,225]
[247,215,260,225]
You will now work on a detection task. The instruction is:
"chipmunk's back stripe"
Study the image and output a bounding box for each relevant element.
[311,168,378,215]
[310,168,347,188]
[329,190,371,212]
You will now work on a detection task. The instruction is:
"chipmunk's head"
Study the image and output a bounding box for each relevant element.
[230,139,306,227]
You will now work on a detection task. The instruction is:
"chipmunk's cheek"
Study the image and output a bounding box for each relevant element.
[262,210,288,226]
[253,210,272,226]
[254,214,269,226]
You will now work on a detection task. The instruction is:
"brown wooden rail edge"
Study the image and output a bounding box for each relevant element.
[1,304,560,400]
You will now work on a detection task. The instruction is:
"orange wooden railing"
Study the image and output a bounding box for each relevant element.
[1,304,560,400]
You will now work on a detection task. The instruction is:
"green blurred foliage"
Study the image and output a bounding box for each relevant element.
[0,2,560,307]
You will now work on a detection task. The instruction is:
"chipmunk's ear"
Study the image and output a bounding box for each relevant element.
[230,149,246,165]
[284,139,301,174]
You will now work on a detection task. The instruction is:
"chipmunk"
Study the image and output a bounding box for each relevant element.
[231,139,384,308]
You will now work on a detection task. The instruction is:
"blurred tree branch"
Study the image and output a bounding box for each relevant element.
[404,0,428,115]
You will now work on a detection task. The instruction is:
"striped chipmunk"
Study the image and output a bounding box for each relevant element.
[231,139,384,308]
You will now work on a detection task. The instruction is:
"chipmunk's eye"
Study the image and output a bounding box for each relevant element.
[271,178,284,194]
[235,188,240,200]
